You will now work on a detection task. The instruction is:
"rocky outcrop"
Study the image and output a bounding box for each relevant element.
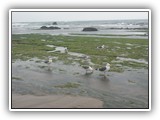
[40,26,61,30]
[82,27,98,31]
[52,22,58,25]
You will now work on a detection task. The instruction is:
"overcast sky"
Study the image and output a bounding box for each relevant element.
[12,11,148,22]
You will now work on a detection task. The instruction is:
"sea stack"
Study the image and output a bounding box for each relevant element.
[82,27,98,31]
[52,22,58,25]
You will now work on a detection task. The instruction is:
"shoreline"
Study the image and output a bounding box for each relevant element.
[12,94,103,108]
[11,33,148,39]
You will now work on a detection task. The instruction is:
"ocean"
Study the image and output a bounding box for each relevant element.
[12,19,148,39]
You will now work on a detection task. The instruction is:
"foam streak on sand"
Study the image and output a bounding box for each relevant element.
[12,94,103,108]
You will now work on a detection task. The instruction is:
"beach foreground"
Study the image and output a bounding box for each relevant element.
[12,94,103,108]
[11,34,149,108]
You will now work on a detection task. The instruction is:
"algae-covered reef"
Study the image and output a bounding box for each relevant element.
[12,34,148,72]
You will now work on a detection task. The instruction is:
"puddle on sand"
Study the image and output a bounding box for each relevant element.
[68,52,90,59]
[125,43,133,46]
[46,44,90,59]
[12,58,149,108]
[41,39,46,42]
[47,46,68,53]
[67,52,94,66]
[116,57,148,64]
[46,44,67,53]
[46,45,55,48]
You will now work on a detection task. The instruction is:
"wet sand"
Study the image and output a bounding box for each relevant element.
[12,94,103,108]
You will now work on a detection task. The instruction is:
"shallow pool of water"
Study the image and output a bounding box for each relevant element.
[12,58,149,108]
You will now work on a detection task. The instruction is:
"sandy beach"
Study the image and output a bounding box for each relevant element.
[12,94,103,108]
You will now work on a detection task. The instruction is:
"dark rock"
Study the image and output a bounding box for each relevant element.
[48,26,61,29]
[82,27,98,31]
[52,22,58,25]
[40,26,61,30]
[40,26,48,29]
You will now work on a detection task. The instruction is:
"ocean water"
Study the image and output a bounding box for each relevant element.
[12,19,148,39]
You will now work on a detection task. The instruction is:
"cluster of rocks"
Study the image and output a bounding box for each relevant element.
[109,27,148,30]
[40,21,99,31]
[40,26,61,30]
[40,22,61,30]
